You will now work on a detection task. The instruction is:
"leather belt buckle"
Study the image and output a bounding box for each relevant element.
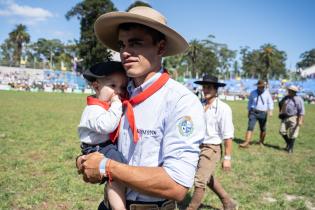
[129,203,159,210]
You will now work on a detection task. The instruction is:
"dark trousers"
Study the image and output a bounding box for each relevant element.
[247,109,267,132]
[81,141,125,163]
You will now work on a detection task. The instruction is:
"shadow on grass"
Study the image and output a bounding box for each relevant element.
[262,143,285,151]
[233,138,245,144]
[178,193,220,210]
[235,137,286,151]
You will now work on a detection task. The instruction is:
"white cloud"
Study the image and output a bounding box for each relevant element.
[0,1,53,24]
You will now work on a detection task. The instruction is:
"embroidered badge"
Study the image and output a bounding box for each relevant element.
[177,116,194,137]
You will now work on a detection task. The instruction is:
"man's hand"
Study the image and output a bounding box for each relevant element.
[222,159,231,171]
[82,152,105,184]
[76,155,84,174]
[268,111,273,117]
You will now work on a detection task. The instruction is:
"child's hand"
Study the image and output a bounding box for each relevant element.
[111,94,120,103]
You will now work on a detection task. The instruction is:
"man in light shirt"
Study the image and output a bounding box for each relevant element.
[76,6,205,210]
[186,75,237,210]
[240,79,274,148]
[278,85,305,153]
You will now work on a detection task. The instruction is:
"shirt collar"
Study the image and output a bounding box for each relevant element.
[208,97,219,109]
[127,68,164,96]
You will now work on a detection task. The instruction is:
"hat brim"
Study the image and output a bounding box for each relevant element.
[94,12,189,56]
[256,84,265,87]
[194,81,226,87]
[82,70,105,82]
[287,87,298,92]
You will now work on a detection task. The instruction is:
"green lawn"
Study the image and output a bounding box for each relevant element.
[0,91,314,210]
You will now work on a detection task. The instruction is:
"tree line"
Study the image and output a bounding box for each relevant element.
[0,0,314,80]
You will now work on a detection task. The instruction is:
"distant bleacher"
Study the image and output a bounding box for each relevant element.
[0,66,91,93]
[1,66,315,98]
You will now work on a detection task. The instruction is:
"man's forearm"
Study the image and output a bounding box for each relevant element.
[109,160,188,201]
[298,115,304,125]
[224,138,233,156]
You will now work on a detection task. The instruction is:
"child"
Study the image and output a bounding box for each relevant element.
[78,61,127,210]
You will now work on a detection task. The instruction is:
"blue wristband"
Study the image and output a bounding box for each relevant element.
[99,158,108,176]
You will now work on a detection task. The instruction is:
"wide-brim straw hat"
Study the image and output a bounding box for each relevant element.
[94,6,189,56]
[287,85,299,92]
[194,75,226,87]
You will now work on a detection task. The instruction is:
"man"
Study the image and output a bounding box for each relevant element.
[186,75,237,210]
[77,6,206,209]
[278,85,305,153]
[239,79,274,148]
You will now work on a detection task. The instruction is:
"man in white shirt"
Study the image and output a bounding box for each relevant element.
[76,6,206,210]
[186,75,237,210]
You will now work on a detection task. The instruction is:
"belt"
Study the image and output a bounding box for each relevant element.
[127,200,176,210]
[251,108,267,113]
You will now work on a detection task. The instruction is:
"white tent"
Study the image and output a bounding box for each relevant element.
[300,65,315,77]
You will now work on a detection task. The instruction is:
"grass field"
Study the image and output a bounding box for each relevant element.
[0,91,314,210]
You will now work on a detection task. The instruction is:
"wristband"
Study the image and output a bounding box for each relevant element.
[224,155,231,160]
[99,158,108,176]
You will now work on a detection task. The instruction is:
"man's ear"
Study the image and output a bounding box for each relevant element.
[157,40,166,56]
[91,81,99,91]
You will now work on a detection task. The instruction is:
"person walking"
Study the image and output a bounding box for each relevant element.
[278,85,305,153]
[76,6,206,210]
[239,79,273,148]
[186,75,238,210]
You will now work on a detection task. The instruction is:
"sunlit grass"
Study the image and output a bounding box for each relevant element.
[0,91,314,210]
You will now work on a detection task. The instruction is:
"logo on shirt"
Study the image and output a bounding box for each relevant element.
[137,129,157,137]
[177,116,194,137]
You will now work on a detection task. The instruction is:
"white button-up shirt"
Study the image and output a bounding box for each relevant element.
[203,98,234,145]
[118,70,205,202]
[78,100,122,145]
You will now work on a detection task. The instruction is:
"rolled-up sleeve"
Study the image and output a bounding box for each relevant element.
[221,105,234,140]
[298,97,305,115]
[248,92,254,110]
[162,93,205,187]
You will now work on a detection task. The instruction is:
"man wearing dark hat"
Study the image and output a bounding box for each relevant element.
[76,6,206,210]
[187,75,237,210]
[278,85,305,153]
[240,79,274,148]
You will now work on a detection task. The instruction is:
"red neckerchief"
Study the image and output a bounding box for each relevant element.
[86,96,110,110]
[110,70,169,143]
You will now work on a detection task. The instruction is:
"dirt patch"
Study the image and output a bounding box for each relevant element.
[28,152,43,161]
[262,192,277,203]
[284,194,315,210]
[305,201,315,210]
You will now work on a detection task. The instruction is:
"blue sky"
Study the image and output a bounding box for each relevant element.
[0,0,314,69]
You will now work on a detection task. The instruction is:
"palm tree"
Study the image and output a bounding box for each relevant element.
[9,24,30,66]
[187,39,201,78]
[260,44,275,80]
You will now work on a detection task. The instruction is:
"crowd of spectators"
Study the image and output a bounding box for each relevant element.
[1,67,315,104]
[0,67,91,93]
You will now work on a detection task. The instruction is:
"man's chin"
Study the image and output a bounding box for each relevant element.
[126,69,144,78]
